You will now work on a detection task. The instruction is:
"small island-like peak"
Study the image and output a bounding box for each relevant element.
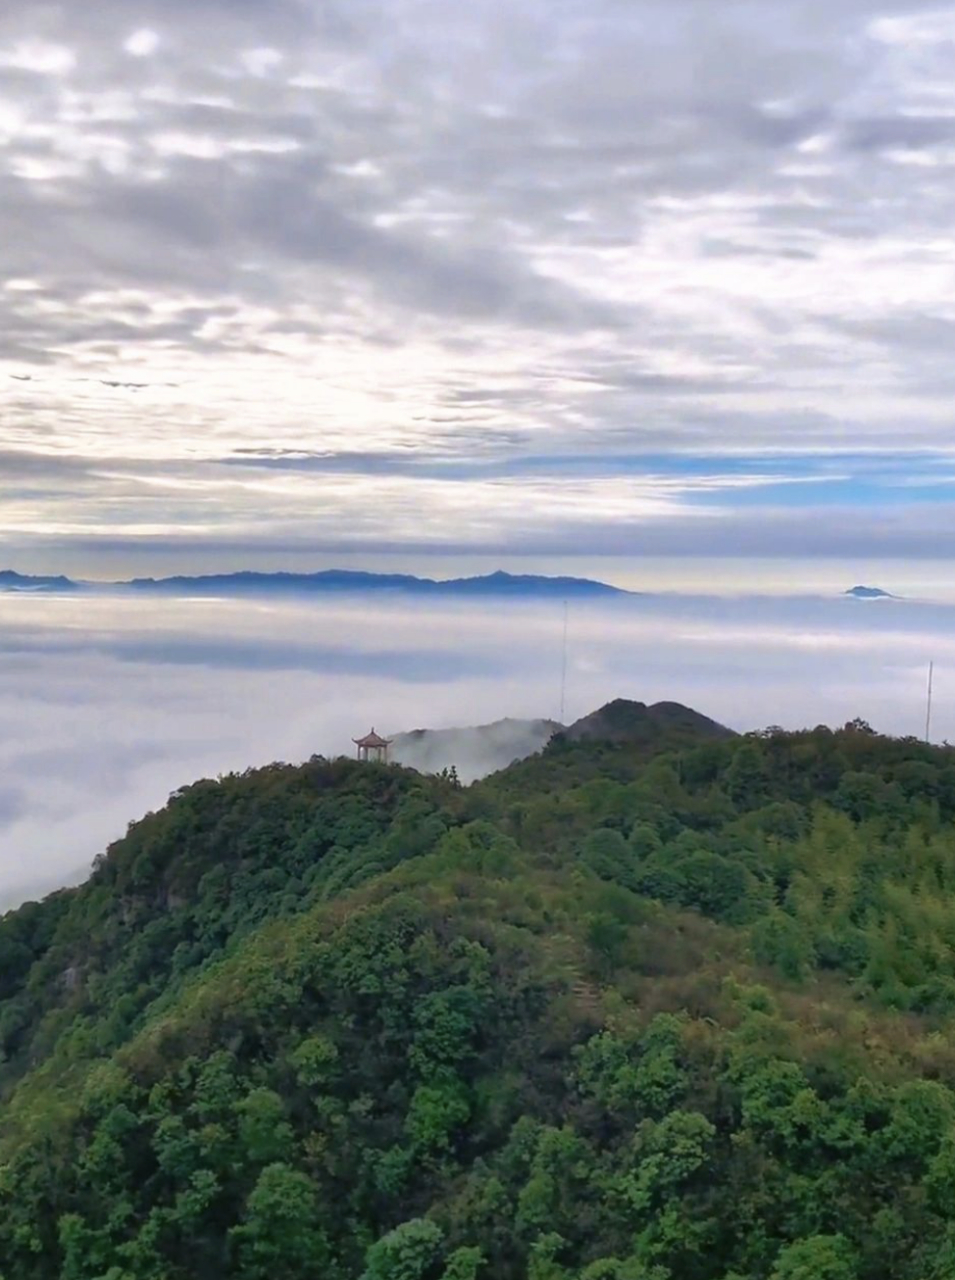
[845,585,895,600]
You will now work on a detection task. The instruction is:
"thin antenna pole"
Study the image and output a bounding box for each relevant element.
[559,600,568,724]
[926,661,935,743]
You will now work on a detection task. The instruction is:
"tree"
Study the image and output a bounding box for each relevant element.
[580,829,639,891]
[770,1234,858,1280]
[362,1219,445,1280]
[290,1034,339,1088]
[405,1078,471,1153]
[670,850,751,922]
[751,910,816,981]
[579,1261,668,1279]
[440,1247,484,1279]
[725,742,769,809]
[526,1233,570,1280]
[230,1163,330,1279]
[628,825,663,860]
[235,1088,293,1165]
[618,1111,715,1215]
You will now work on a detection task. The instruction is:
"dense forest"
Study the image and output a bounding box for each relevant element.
[3,700,955,1278]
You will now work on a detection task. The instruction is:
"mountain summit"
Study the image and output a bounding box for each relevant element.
[0,569,78,592]
[845,585,895,599]
[564,698,734,745]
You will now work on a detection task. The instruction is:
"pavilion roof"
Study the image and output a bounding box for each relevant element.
[354,728,391,747]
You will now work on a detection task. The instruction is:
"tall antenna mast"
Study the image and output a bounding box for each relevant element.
[559,600,568,723]
[926,661,935,743]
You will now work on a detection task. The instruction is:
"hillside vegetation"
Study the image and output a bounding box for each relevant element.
[3,704,955,1278]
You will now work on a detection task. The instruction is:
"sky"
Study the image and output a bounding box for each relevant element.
[3,0,955,580]
[0,591,951,908]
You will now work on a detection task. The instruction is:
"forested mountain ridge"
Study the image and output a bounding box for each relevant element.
[4,707,955,1278]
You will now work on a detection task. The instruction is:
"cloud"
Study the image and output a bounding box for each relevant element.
[1,0,955,562]
[124,29,161,59]
[1,589,953,908]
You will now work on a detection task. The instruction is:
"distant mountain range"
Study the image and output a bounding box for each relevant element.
[0,568,632,599]
[0,570,79,593]
[0,568,906,603]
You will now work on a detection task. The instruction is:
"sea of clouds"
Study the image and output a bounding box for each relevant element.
[0,589,952,909]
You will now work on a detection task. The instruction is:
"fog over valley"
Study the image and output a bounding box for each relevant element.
[0,587,950,909]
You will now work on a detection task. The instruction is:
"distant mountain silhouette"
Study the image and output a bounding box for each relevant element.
[123,569,633,598]
[845,585,895,599]
[0,570,78,593]
[0,568,634,598]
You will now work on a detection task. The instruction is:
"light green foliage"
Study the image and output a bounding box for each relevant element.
[770,1234,858,1280]
[579,1261,669,1279]
[362,1218,445,1280]
[59,1214,109,1280]
[191,1051,243,1120]
[436,821,520,877]
[580,829,638,891]
[230,1162,330,1279]
[290,1034,339,1087]
[440,1246,484,1279]
[405,1078,471,1152]
[725,741,770,808]
[175,1168,219,1225]
[410,986,485,1078]
[515,1127,588,1237]
[618,1111,715,1215]
[628,825,663,859]
[880,1080,955,1165]
[751,910,816,980]
[575,1016,687,1119]
[236,1088,293,1165]
[925,1136,955,1213]
[526,1233,570,1280]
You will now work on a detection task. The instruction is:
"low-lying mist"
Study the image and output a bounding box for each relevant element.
[0,590,951,909]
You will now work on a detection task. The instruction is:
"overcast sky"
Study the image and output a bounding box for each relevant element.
[2,0,955,577]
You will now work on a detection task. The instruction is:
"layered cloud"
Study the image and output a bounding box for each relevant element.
[2,0,955,564]
[0,589,951,907]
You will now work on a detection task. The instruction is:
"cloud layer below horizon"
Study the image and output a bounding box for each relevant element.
[3,0,955,568]
[0,591,951,908]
